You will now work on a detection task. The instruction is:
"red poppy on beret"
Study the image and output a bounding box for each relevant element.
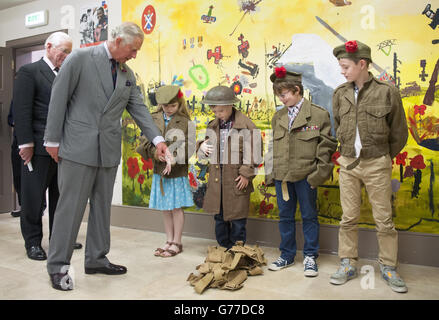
[345,40,358,53]
[274,66,287,78]
[177,89,184,98]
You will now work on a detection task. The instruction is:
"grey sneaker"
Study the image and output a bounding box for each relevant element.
[268,257,294,271]
[330,258,357,285]
[380,264,408,293]
[303,256,318,277]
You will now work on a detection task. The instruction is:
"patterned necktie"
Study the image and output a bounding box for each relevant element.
[110,58,117,88]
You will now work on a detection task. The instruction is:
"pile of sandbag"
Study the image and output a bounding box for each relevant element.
[187,241,267,294]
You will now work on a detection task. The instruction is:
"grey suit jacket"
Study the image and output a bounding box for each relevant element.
[44,43,161,167]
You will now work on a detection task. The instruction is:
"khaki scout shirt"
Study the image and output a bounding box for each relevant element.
[266,98,337,188]
[333,72,408,160]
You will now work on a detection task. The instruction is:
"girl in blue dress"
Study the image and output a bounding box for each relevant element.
[136,85,194,257]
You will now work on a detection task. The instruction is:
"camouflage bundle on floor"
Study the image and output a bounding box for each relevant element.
[187,241,267,294]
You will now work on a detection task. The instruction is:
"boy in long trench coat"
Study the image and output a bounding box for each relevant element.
[198,86,261,249]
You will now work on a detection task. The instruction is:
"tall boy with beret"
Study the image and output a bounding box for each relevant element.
[330,40,408,293]
[266,67,337,277]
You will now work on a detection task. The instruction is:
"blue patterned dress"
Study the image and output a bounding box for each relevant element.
[149,113,194,210]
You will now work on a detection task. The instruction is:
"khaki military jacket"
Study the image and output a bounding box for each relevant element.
[265,98,337,188]
[333,72,408,159]
[201,108,260,221]
[136,110,191,178]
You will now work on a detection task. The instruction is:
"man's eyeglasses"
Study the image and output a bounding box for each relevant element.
[54,46,71,55]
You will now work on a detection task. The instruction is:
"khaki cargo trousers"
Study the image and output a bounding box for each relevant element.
[337,154,398,267]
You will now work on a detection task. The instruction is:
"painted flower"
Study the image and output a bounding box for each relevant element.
[404,165,414,178]
[345,40,358,53]
[274,66,287,78]
[259,200,274,216]
[188,172,198,188]
[331,151,341,166]
[414,104,426,116]
[127,157,140,179]
[141,157,153,171]
[137,174,145,185]
[395,152,408,166]
[410,154,426,170]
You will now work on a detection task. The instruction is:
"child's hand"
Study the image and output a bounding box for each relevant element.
[235,175,249,190]
[199,139,213,157]
[161,149,173,175]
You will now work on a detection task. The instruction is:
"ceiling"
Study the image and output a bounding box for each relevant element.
[0,0,38,11]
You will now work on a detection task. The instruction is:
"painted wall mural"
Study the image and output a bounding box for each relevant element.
[121,0,439,234]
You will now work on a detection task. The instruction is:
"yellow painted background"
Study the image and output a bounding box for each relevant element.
[121,0,439,234]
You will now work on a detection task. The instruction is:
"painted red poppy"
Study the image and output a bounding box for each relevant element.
[127,157,140,179]
[188,172,198,188]
[410,154,426,170]
[414,104,427,116]
[141,157,153,171]
[395,152,408,166]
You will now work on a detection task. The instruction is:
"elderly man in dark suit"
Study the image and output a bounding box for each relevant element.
[44,22,169,291]
[13,32,82,262]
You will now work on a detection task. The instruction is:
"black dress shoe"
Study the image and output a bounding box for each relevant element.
[85,263,127,275]
[73,242,83,250]
[10,210,21,217]
[50,272,73,291]
[26,245,47,260]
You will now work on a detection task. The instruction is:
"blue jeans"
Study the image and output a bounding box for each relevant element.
[275,179,319,263]
[214,205,247,249]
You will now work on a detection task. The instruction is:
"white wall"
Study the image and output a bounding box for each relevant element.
[0,0,124,205]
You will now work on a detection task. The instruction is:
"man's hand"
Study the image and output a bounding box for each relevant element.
[45,146,59,163]
[19,147,34,165]
[155,142,168,159]
[235,175,249,190]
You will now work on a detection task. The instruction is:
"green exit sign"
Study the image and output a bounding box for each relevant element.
[25,10,48,28]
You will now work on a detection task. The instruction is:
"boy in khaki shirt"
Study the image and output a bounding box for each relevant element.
[330,40,408,293]
[266,67,337,277]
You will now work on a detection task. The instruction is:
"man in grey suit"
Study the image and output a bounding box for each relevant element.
[44,22,168,291]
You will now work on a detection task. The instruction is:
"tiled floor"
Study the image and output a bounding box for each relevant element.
[0,211,438,300]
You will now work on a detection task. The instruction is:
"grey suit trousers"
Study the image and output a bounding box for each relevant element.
[47,159,118,274]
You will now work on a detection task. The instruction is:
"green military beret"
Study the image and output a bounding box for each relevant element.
[200,85,240,106]
[333,40,372,62]
[155,85,182,104]
[270,66,302,83]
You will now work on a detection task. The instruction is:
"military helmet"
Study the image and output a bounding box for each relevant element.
[200,85,240,106]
